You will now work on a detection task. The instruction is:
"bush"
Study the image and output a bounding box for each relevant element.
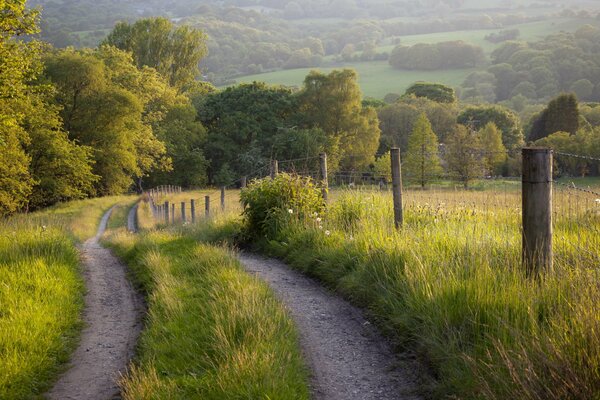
[240,173,324,238]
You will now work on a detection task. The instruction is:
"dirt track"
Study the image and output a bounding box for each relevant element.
[47,208,143,400]
[239,253,422,400]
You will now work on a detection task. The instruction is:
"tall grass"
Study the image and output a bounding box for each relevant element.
[192,182,600,399]
[105,203,309,399]
[0,196,132,399]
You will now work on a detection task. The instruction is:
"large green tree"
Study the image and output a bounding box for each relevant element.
[298,69,380,170]
[446,125,484,188]
[403,113,442,188]
[457,105,524,151]
[479,122,507,176]
[104,17,207,90]
[1,0,97,214]
[528,93,580,141]
[405,82,456,103]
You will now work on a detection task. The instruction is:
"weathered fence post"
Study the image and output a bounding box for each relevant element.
[191,199,196,223]
[205,196,210,218]
[221,187,226,211]
[241,176,247,189]
[390,148,404,229]
[181,202,186,222]
[171,203,175,223]
[164,201,169,224]
[522,147,553,276]
[320,152,329,203]
[270,160,278,179]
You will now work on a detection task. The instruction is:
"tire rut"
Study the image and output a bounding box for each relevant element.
[239,253,423,400]
[47,207,144,400]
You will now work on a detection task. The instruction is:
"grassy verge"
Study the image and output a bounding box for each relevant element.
[192,184,600,399]
[0,196,132,399]
[104,203,309,399]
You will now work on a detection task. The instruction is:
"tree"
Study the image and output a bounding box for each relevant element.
[446,125,484,188]
[298,69,380,170]
[528,93,580,141]
[45,49,146,195]
[403,113,442,188]
[405,82,456,103]
[1,0,97,213]
[457,105,524,151]
[0,0,38,214]
[103,18,207,90]
[479,122,507,175]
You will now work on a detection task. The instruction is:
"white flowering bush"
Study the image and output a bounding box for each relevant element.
[240,173,325,238]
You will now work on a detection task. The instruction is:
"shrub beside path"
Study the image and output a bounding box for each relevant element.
[47,207,143,400]
[239,253,423,400]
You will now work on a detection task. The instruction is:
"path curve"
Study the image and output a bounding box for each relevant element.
[239,253,422,400]
[47,207,144,400]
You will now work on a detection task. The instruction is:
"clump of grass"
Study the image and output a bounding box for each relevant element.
[0,195,132,399]
[106,224,309,399]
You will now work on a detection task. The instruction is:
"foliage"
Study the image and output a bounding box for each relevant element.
[240,173,324,238]
[389,41,484,71]
[104,17,207,90]
[534,128,600,176]
[298,69,380,170]
[403,113,443,187]
[0,0,98,215]
[405,82,456,103]
[457,105,524,151]
[446,125,485,187]
[479,122,507,175]
[528,93,580,141]
[198,82,297,182]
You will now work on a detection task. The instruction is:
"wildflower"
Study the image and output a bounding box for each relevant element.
[596,199,600,204]
[325,230,331,236]
[349,235,354,241]
[41,225,47,232]
[312,212,319,217]
[318,225,323,230]
[316,217,322,223]
[288,209,294,214]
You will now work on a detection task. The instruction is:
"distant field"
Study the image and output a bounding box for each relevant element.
[377,17,600,54]
[229,61,476,99]
[230,17,599,99]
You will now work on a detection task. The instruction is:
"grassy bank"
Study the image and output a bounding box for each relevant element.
[104,203,309,399]
[193,181,600,399]
[0,196,131,399]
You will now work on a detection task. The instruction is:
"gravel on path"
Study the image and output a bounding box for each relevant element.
[47,207,144,400]
[239,253,423,400]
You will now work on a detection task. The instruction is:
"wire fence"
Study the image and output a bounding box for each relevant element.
[144,149,600,270]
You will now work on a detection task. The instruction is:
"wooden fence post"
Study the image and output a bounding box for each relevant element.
[205,196,210,218]
[191,199,196,223]
[241,176,247,188]
[390,148,404,229]
[320,153,329,203]
[164,201,169,224]
[522,147,553,276]
[181,202,186,222]
[171,203,175,223]
[270,160,278,179]
[221,187,226,211]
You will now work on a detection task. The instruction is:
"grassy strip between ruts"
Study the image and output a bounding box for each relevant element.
[0,196,132,399]
[104,208,309,400]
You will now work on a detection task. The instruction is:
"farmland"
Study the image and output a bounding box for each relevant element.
[230,17,600,99]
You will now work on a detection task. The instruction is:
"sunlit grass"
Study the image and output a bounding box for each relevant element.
[192,179,600,399]
[105,213,309,399]
[0,195,133,399]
